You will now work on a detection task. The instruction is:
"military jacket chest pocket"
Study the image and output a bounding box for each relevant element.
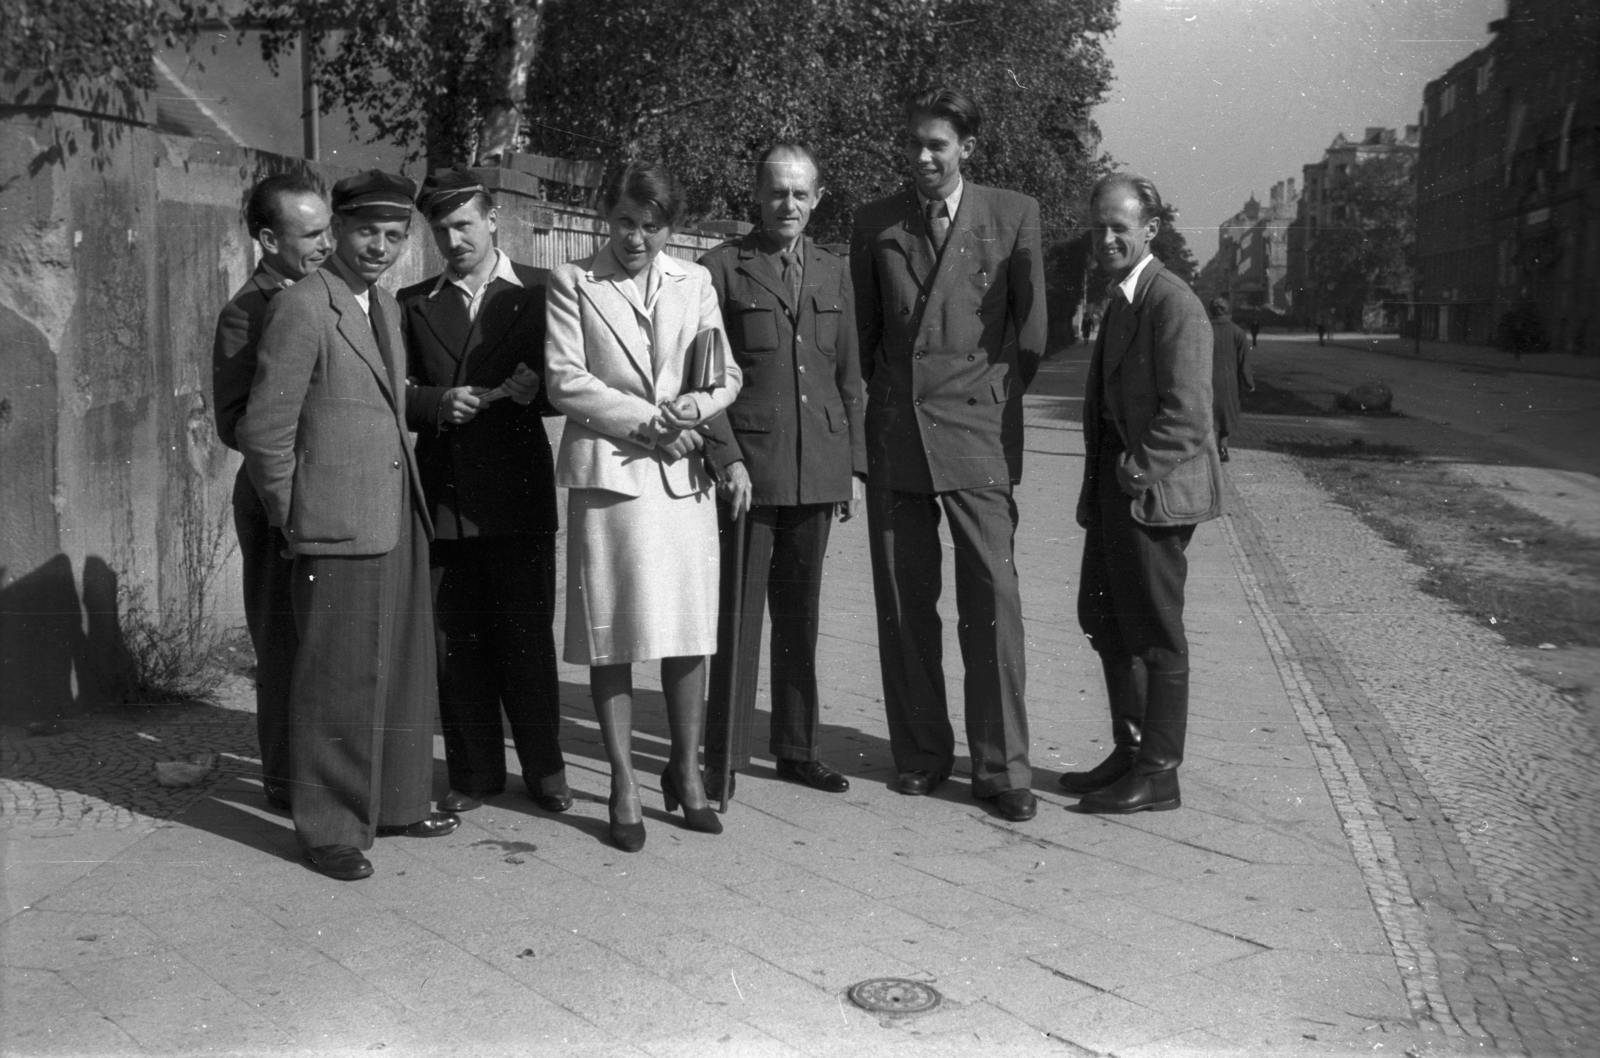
[811,293,842,352]
[732,300,780,353]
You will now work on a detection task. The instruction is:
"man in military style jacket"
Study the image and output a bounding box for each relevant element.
[212,172,331,809]
[398,166,571,816]
[238,170,459,881]
[850,88,1047,822]
[1064,172,1221,815]
[698,144,866,803]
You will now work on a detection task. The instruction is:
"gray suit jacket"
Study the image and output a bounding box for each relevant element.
[237,267,431,556]
[1078,258,1222,528]
[850,182,1046,493]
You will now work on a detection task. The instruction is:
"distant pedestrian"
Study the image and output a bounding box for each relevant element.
[212,173,333,812]
[1064,172,1221,815]
[238,170,460,881]
[1081,311,1094,345]
[1249,319,1260,348]
[1317,319,1327,345]
[1207,296,1254,463]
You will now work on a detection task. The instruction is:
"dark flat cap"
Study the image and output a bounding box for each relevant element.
[417,165,491,218]
[331,170,417,220]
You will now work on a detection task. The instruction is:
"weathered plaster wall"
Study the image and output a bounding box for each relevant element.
[0,115,722,725]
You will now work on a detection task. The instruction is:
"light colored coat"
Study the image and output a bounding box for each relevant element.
[545,247,740,498]
[237,267,430,556]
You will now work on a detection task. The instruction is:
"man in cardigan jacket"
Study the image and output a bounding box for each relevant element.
[398,167,570,816]
[1065,172,1223,814]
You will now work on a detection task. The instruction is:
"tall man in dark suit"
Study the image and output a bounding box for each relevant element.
[398,168,571,816]
[212,172,332,809]
[1063,173,1222,814]
[698,144,867,803]
[851,88,1047,822]
[239,171,459,881]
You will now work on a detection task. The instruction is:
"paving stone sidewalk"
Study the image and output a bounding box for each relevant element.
[3,354,1578,1057]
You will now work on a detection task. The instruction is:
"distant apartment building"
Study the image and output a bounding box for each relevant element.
[1198,180,1299,315]
[1415,40,1505,344]
[1286,126,1420,329]
[1459,0,1593,356]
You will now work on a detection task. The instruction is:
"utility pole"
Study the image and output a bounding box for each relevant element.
[299,29,319,161]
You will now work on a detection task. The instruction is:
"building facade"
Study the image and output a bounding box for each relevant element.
[1200,179,1299,316]
[1287,127,1420,331]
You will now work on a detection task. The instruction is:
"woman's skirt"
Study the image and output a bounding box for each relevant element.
[564,483,720,666]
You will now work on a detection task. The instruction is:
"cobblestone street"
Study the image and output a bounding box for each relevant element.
[2,348,1595,1056]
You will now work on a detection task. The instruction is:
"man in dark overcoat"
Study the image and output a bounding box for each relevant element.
[1063,173,1223,814]
[398,167,570,815]
[698,144,866,803]
[212,172,331,809]
[1207,296,1254,462]
[850,88,1047,822]
[238,171,459,881]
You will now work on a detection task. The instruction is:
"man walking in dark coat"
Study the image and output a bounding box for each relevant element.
[398,168,571,815]
[698,144,866,803]
[212,172,331,810]
[239,171,459,880]
[851,88,1047,822]
[1207,296,1254,462]
[1062,173,1223,814]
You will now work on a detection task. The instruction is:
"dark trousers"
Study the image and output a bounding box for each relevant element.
[866,484,1031,795]
[1077,429,1195,675]
[429,535,565,798]
[289,503,436,851]
[232,467,296,793]
[706,502,834,771]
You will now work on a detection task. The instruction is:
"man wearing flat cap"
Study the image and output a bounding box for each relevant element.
[397,166,571,817]
[239,169,459,881]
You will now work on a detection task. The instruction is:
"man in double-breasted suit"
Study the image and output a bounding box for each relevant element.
[213,172,331,810]
[851,88,1046,822]
[398,167,570,816]
[239,170,459,881]
[698,144,866,803]
[1064,173,1221,814]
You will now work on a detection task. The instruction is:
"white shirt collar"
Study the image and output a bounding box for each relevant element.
[1117,252,1156,304]
[427,248,521,300]
[917,177,965,224]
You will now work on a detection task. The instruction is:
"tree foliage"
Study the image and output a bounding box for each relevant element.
[1,0,222,116]
[1308,153,1415,322]
[240,0,1115,244]
[1150,217,1198,287]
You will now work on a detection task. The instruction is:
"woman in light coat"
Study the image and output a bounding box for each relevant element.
[545,162,741,851]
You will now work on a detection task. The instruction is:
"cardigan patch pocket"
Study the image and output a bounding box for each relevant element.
[824,399,848,433]
[734,301,779,353]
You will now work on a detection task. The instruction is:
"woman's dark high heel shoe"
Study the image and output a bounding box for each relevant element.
[607,791,646,852]
[661,769,723,835]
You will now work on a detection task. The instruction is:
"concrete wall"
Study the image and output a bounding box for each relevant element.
[0,113,723,725]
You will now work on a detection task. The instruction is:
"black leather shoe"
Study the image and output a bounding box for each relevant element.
[1078,770,1181,814]
[1057,745,1138,796]
[264,784,291,811]
[304,845,373,880]
[528,786,574,813]
[440,790,484,813]
[704,770,736,802]
[896,770,947,796]
[376,812,461,838]
[775,759,850,793]
[980,788,1038,822]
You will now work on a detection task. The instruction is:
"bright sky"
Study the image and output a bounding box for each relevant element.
[1096,0,1505,259]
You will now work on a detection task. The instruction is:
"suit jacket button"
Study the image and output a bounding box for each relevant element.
[798,364,807,373]
[800,394,809,403]
[392,460,400,469]
[901,308,911,315]
[915,398,924,406]
[967,354,975,361]
[967,398,977,405]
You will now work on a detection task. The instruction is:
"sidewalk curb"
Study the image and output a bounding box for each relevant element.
[1221,467,1551,1056]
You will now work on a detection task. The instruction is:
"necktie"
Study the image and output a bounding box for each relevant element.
[779,250,802,306]
[925,199,950,250]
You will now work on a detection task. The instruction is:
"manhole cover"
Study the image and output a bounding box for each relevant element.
[847,977,941,1015]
